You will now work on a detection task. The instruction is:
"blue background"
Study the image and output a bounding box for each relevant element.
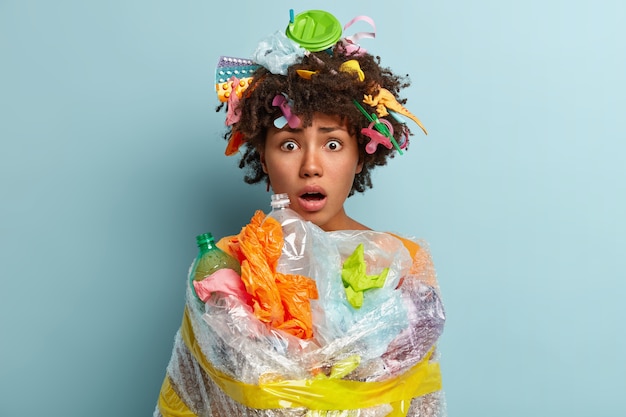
[1,0,625,415]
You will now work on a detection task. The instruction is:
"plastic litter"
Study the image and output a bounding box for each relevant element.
[155,209,446,416]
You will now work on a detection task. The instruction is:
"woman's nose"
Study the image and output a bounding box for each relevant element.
[299,149,323,178]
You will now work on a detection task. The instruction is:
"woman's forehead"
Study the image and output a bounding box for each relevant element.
[269,113,351,133]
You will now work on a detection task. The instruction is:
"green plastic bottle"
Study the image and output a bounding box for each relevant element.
[189,232,241,301]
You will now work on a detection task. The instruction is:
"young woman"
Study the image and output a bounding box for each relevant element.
[156,10,446,417]
[261,113,368,232]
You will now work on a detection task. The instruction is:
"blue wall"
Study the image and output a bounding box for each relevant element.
[1,1,625,415]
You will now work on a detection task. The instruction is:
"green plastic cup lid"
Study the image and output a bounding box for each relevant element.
[285,10,342,52]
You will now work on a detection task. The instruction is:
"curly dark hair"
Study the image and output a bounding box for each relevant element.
[218,46,419,196]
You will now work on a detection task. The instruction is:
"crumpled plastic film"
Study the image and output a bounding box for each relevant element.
[229,210,319,340]
[160,307,440,412]
[341,243,389,308]
[155,213,446,417]
[309,229,414,363]
[253,31,307,76]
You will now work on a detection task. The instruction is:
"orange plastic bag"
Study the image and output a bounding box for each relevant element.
[232,210,318,339]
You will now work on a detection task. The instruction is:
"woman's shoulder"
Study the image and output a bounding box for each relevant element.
[386,232,438,287]
[386,233,422,259]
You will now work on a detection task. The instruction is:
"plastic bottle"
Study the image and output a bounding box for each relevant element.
[266,193,311,276]
[189,232,241,301]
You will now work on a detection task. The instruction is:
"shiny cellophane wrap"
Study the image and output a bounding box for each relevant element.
[155,216,446,416]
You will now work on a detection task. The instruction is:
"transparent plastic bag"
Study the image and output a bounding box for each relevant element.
[156,214,446,416]
[253,31,306,75]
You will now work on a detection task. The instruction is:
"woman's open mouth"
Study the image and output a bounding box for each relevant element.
[298,191,327,212]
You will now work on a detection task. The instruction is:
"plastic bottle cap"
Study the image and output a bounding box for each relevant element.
[270,193,291,209]
[196,233,215,246]
[285,10,342,52]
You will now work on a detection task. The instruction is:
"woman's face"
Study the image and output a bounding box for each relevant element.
[260,113,363,231]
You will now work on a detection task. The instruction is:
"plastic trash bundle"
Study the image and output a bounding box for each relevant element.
[156,209,446,417]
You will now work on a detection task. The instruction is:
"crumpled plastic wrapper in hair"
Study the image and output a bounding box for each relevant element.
[253,31,306,75]
[155,217,446,416]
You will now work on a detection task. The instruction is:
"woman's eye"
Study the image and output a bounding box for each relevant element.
[326,140,343,151]
[280,140,299,151]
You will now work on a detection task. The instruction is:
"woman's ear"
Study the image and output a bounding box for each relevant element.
[355,152,364,174]
[260,151,268,173]
[356,159,364,174]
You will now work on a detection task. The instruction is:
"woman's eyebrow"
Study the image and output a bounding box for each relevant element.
[281,125,345,133]
[318,126,346,133]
